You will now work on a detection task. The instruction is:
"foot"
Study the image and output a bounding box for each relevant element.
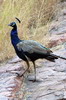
[16,72,24,77]
[27,76,37,82]
[32,79,36,82]
[28,78,38,82]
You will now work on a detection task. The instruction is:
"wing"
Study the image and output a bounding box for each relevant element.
[17,40,52,54]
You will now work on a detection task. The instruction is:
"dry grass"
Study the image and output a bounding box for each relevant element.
[0,0,60,61]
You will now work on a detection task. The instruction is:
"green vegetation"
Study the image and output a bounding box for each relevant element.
[0,0,60,61]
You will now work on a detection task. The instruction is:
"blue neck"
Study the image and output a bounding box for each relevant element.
[11,27,20,48]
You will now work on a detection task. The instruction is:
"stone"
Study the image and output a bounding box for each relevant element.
[48,34,66,48]
[0,56,24,99]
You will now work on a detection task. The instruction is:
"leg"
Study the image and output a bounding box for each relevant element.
[25,60,30,74]
[16,60,30,77]
[21,60,30,76]
[33,61,36,81]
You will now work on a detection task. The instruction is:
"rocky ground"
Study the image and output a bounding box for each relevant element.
[1,1,66,100]
[1,49,66,100]
[0,57,24,100]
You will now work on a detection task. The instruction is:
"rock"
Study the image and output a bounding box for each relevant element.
[48,34,66,48]
[0,95,8,100]
[49,20,66,35]
[48,2,66,48]
[48,19,66,47]
[8,56,21,63]
[0,56,25,100]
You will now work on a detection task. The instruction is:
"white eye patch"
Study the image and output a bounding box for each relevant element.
[12,23,15,26]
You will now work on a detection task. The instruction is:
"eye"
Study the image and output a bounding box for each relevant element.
[12,23,15,26]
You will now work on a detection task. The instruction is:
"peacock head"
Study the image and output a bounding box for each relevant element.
[8,17,21,28]
[8,22,16,28]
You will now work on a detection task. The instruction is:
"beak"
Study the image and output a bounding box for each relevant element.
[8,23,11,26]
[8,24,10,26]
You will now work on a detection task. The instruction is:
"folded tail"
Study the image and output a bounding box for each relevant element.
[46,53,66,62]
[51,53,66,60]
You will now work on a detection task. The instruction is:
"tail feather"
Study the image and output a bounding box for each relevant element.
[45,53,66,62]
[46,54,58,62]
[50,53,66,60]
